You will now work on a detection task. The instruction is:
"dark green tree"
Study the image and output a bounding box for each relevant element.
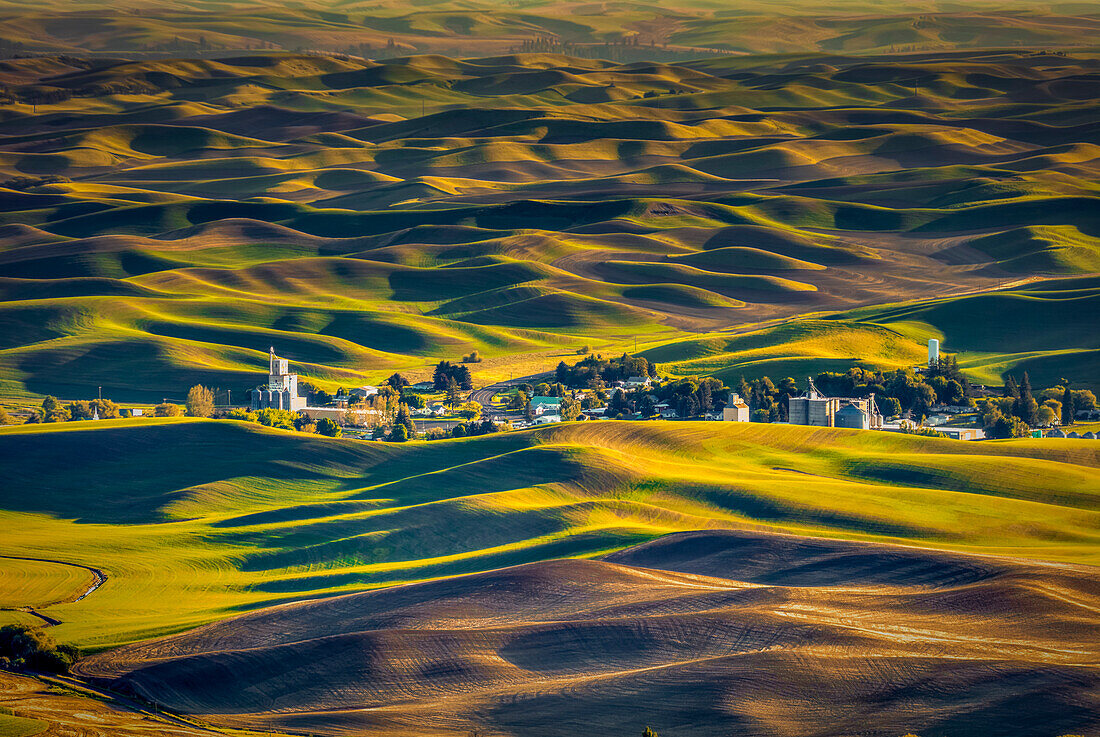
[555,361,569,383]
[394,403,416,435]
[1062,384,1075,426]
[0,624,79,673]
[315,417,341,437]
[1015,372,1037,423]
[385,373,409,392]
[455,365,474,390]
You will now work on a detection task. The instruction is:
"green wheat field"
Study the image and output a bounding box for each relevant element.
[0,1,1098,735]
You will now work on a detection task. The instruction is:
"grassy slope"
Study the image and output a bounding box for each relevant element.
[0,419,1096,648]
[648,275,1100,389]
[2,50,1099,403]
[0,558,94,608]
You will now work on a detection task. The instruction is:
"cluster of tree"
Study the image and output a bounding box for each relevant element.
[154,402,183,416]
[811,365,963,417]
[979,375,1096,436]
[433,361,474,391]
[27,395,70,423]
[298,380,333,406]
[336,41,378,58]
[730,376,795,423]
[25,396,124,423]
[628,376,728,419]
[67,399,120,420]
[0,625,79,674]
[976,397,1033,439]
[424,419,502,440]
[1047,383,1097,425]
[462,350,483,363]
[26,396,190,423]
[514,371,725,420]
[554,353,658,390]
[227,407,343,437]
[384,373,409,392]
[186,385,215,417]
[387,404,417,442]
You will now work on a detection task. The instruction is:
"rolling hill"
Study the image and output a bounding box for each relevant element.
[1,419,1097,651]
[73,528,1100,737]
[1,0,1098,59]
[2,48,1099,402]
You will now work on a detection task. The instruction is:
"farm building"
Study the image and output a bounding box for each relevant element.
[529,396,561,416]
[937,427,985,441]
[834,403,871,430]
[251,347,307,411]
[722,393,750,422]
[787,378,882,429]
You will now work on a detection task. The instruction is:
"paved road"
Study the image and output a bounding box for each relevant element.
[470,371,552,420]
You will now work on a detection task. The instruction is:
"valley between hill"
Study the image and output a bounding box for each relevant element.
[1,48,1098,402]
[74,529,1100,737]
[1,30,1099,737]
[1,419,1097,649]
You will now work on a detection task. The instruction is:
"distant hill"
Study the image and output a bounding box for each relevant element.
[1,49,1098,401]
[1,0,1099,57]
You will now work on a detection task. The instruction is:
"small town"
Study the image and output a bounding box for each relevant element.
[15,340,1098,444]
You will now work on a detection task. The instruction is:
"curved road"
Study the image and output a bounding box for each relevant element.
[470,371,552,421]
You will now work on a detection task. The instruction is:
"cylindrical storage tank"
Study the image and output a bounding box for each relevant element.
[928,338,940,366]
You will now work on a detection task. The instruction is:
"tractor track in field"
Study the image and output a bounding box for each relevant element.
[0,554,106,627]
[36,672,237,735]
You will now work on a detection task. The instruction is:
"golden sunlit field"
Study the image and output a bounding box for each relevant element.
[1,1,1098,735]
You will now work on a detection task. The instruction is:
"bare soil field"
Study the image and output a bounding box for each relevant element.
[76,529,1100,737]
